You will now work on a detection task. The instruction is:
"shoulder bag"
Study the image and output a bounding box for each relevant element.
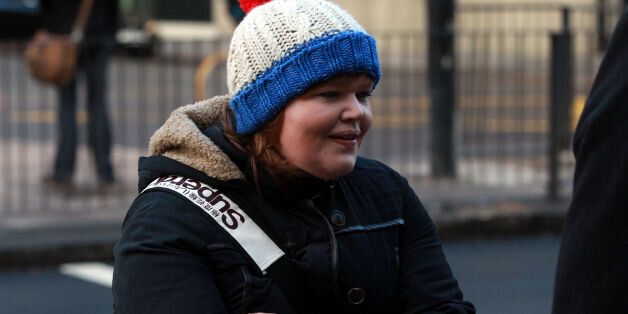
[25,0,94,86]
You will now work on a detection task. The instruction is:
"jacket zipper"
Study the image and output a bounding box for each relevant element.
[239,265,252,314]
[310,193,339,292]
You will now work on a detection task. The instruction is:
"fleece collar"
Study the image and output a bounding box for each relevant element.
[148,95,245,181]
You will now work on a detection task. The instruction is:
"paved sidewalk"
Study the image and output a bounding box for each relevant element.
[0,210,123,268]
[415,178,569,239]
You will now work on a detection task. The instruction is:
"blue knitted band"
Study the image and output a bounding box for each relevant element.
[230,31,381,135]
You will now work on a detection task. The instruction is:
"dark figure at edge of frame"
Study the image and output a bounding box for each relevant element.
[112,0,475,313]
[552,8,628,314]
[40,0,118,186]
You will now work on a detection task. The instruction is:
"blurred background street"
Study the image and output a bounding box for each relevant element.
[1,0,626,313]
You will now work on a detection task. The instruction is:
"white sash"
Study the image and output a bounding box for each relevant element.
[142,175,284,272]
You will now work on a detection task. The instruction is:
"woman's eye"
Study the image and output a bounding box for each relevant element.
[318,91,340,99]
[356,92,373,103]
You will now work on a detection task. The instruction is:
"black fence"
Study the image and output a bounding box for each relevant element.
[452,2,621,200]
[0,3,622,216]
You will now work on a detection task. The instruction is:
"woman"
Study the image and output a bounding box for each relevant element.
[113,0,475,313]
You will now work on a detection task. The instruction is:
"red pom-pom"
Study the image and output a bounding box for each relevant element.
[240,0,273,14]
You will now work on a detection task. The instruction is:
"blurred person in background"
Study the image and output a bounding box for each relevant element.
[552,8,628,314]
[112,0,475,313]
[41,0,118,186]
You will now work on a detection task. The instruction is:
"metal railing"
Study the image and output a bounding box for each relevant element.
[0,3,621,216]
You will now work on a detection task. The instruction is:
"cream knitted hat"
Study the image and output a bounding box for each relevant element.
[227,0,381,134]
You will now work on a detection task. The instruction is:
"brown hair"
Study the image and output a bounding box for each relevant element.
[221,102,300,192]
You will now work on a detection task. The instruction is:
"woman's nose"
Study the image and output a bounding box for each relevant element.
[341,95,365,120]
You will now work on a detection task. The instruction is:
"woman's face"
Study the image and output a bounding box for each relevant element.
[277,74,374,180]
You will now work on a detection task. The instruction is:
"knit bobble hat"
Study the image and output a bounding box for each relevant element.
[227,0,381,134]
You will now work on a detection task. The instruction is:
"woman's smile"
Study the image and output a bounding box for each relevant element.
[329,129,360,149]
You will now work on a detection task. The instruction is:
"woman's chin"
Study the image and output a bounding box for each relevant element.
[310,159,357,180]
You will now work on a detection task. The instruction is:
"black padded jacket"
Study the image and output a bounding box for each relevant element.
[112,96,475,314]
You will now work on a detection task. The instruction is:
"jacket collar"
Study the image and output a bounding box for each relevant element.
[148,95,245,181]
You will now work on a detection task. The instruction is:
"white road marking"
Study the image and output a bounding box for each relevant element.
[59,262,114,287]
